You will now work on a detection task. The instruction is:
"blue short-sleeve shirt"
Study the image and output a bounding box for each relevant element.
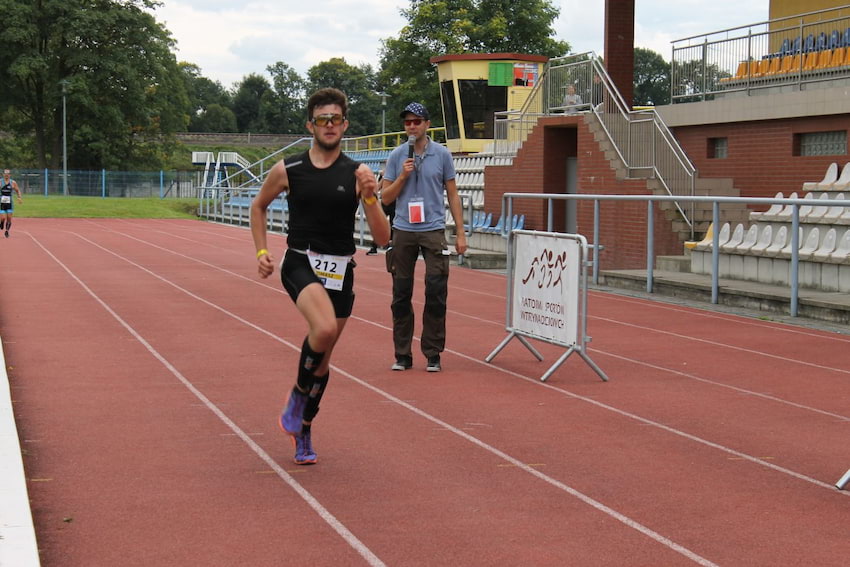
[383,138,456,232]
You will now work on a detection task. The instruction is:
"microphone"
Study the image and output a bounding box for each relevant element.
[407,135,416,159]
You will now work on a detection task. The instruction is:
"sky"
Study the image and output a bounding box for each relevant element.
[149,0,771,88]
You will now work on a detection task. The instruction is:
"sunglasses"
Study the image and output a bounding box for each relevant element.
[403,118,424,126]
[311,114,345,127]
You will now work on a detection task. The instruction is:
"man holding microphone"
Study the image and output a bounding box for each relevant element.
[380,102,468,373]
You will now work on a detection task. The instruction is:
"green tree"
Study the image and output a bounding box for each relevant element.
[0,0,189,170]
[306,58,381,136]
[261,62,307,134]
[193,103,238,133]
[378,0,569,124]
[633,47,671,106]
[232,73,272,133]
[180,63,233,132]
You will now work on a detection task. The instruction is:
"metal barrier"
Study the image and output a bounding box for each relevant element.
[500,191,850,318]
[486,230,609,382]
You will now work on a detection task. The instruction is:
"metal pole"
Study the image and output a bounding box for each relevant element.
[61,80,69,196]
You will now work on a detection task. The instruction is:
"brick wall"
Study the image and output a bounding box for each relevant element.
[604,0,635,108]
[673,115,850,200]
[483,115,682,270]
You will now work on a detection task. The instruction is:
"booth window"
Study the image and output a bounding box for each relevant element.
[440,81,461,139]
[458,79,507,139]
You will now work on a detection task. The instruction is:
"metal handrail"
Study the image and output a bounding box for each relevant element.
[494,53,697,233]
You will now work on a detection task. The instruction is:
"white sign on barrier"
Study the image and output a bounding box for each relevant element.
[511,232,579,347]
[487,230,608,382]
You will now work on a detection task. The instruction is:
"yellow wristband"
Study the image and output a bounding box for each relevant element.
[362,195,377,205]
[256,248,269,259]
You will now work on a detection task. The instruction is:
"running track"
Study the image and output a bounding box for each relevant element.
[3,218,850,566]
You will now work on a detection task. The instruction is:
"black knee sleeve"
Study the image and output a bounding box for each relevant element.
[303,372,329,422]
[296,336,325,392]
[424,274,448,317]
[391,277,414,318]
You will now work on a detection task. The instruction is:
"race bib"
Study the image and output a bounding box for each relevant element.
[307,250,350,291]
[0,196,10,204]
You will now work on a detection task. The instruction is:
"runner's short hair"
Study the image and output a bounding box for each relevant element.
[307,88,348,119]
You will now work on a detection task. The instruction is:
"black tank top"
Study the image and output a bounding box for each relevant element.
[0,181,13,207]
[284,151,359,256]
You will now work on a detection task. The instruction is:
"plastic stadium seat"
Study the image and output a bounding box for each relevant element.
[715,222,732,248]
[812,228,838,261]
[802,163,838,191]
[802,51,819,72]
[685,222,713,250]
[829,29,841,50]
[826,47,846,70]
[777,227,803,259]
[720,223,745,252]
[798,193,816,219]
[774,191,798,221]
[821,193,846,222]
[807,193,831,221]
[815,48,833,70]
[735,224,760,253]
[476,212,493,231]
[749,224,773,254]
[750,192,783,221]
[764,225,788,257]
[775,53,801,75]
[721,61,749,83]
[764,56,782,76]
[694,222,729,251]
[485,215,505,234]
[798,227,821,260]
[829,229,850,262]
[831,162,850,191]
[753,57,771,78]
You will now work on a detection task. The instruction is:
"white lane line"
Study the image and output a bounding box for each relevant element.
[60,232,720,566]
[28,234,386,567]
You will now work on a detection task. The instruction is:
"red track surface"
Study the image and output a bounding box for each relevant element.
[3,218,850,566]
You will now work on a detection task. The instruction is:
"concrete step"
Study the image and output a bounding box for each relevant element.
[655,255,691,272]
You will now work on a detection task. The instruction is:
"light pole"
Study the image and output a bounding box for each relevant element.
[60,80,68,196]
[376,91,390,135]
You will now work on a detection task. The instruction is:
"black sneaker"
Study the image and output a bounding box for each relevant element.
[391,355,413,371]
[426,355,441,372]
[365,246,378,255]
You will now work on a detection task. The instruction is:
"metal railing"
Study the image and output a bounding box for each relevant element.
[500,191,850,318]
[671,4,850,102]
[493,53,697,232]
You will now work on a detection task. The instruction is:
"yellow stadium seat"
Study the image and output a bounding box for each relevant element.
[753,58,771,78]
[815,49,833,70]
[764,56,781,76]
[720,61,748,83]
[802,51,819,72]
[827,47,846,69]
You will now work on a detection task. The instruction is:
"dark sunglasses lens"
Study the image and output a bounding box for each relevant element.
[404,119,422,126]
